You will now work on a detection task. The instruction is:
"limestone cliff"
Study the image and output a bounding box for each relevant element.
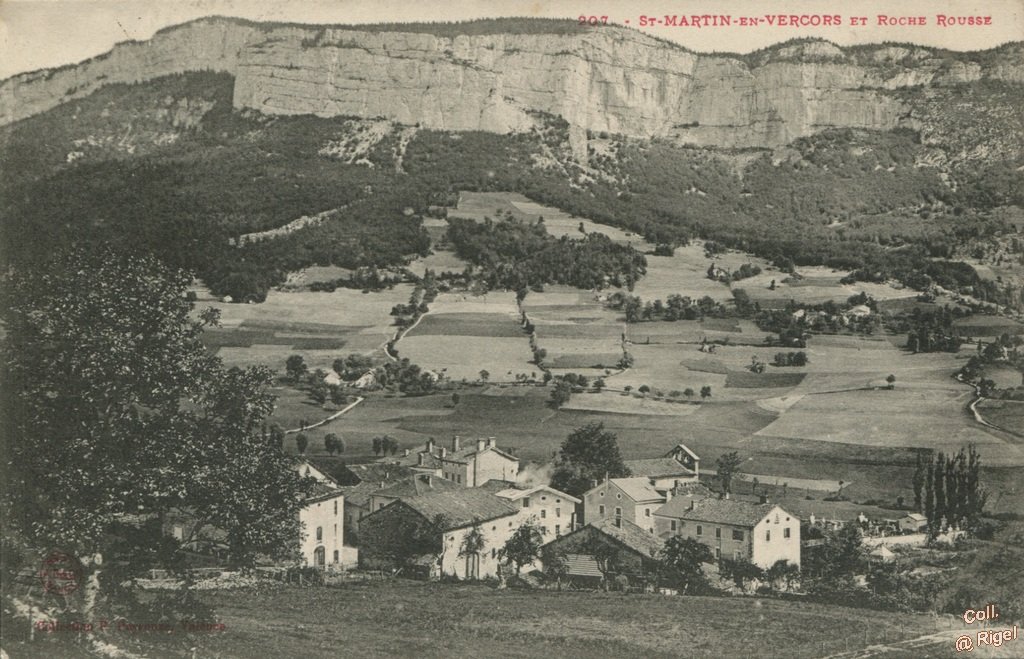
[3,17,1022,156]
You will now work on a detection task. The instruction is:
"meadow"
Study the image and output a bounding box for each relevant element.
[192,283,413,371]
[146,581,956,659]
[395,292,535,382]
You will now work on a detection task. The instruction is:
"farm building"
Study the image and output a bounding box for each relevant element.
[359,489,519,580]
[625,442,701,489]
[541,517,664,589]
[654,496,800,568]
[899,513,928,533]
[331,463,413,542]
[583,477,666,534]
[368,473,461,514]
[493,485,581,541]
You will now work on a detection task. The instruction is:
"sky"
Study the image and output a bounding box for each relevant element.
[1,0,1022,78]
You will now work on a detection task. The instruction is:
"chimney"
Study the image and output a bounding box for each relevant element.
[439,446,447,458]
[379,481,385,490]
[403,448,410,457]
[476,439,486,453]
[487,437,496,449]
[452,435,461,452]
[759,494,769,504]
[418,452,425,466]
[591,479,599,489]
[426,438,435,454]
[688,499,697,511]
[664,488,673,502]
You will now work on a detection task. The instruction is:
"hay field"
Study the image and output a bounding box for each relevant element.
[561,391,702,416]
[523,286,624,370]
[396,291,534,381]
[190,283,414,371]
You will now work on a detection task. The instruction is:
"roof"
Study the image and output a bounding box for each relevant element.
[334,462,413,486]
[591,518,664,557]
[607,477,665,503]
[401,489,518,530]
[306,482,343,504]
[494,485,581,504]
[441,443,519,465]
[903,513,927,521]
[624,457,695,479]
[666,498,779,527]
[564,554,603,578]
[477,479,520,493]
[374,474,460,499]
[666,443,700,462]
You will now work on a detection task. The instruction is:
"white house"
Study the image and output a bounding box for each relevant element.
[299,484,345,567]
[654,496,800,568]
[401,436,520,487]
[494,485,581,541]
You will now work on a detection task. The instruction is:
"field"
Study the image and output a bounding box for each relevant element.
[140,582,957,659]
[395,292,535,382]
[192,283,413,372]
[522,286,624,372]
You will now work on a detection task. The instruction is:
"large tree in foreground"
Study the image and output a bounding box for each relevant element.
[0,249,313,618]
[550,423,630,497]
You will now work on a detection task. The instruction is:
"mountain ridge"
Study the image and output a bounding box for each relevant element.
[3,16,1022,157]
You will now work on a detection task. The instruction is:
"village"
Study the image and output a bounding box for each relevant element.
[166,433,974,598]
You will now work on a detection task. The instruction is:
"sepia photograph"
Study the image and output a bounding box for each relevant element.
[1,0,1022,656]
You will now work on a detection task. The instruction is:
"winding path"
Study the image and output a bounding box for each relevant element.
[284,396,365,434]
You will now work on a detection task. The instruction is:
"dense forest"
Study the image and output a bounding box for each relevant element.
[447,217,646,292]
[1,71,1021,305]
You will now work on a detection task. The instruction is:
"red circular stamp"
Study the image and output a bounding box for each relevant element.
[39,551,83,596]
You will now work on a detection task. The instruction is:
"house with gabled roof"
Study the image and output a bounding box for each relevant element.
[368,473,461,514]
[493,485,581,541]
[359,489,520,580]
[655,495,800,568]
[583,477,666,534]
[392,436,520,486]
[541,517,664,588]
[622,443,699,495]
[330,462,413,542]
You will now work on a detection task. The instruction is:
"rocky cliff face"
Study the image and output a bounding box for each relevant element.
[3,17,1022,156]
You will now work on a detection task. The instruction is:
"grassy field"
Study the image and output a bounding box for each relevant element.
[134,581,958,659]
[191,283,412,372]
[395,292,535,382]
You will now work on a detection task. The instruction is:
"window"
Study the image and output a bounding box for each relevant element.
[491,548,496,559]
[696,525,703,536]
[614,507,622,518]
[316,527,323,542]
[775,514,780,524]
[715,527,721,539]
[541,496,547,501]
[766,530,771,542]
[784,527,791,539]
[541,509,547,519]
[671,520,677,531]
[734,550,742,560]
[599,505,605,515]
[644,508,651,518]
[616,493,622,500]
[555,507,561,518]
[732,529,744,541]
[333,550,339,563]
[523,498,531,508]
[714,548,721,558]
[600,491,605,497]
[172,524,184,541]
[334,501,338,515]
[334,524,337,537]
[555,525,561,536]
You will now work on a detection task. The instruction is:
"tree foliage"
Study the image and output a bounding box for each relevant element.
[550,423,630,497]
[659,536,714,594]
[498,520,546,575]
[0,249,314,603]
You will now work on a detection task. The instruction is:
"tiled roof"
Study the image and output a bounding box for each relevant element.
[668,498,777,527]
[611,477,665,503]
[653,487,717,518]
[493,485,581,504]
[337,462,413,485]
[307,482,343,503]
[442,444,518,464]
[402,489,518,530]
[624,457,695,479]
[477,479,520,493]
[374,474,460,499]
[565,554,603,578]
[592,518,664,557]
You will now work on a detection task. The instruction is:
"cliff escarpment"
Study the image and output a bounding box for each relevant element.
[3,17,1022,155]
